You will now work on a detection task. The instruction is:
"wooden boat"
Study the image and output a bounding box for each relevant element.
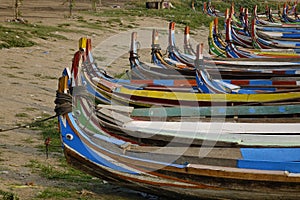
[171,22,300,67]
[195,44,299,94]
[210,16,300,58]
[76,44,300,108]
[203,1,224,17]
[81,37,300,95]
[97,104,300,147]
[183,26,196,56]
[251,19,300,49]
[129,30,196,80]
[281,2,300,23]
[131,30,297,80]
[56,71,300,200]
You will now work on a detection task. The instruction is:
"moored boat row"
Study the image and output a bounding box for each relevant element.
[55,2,300,198]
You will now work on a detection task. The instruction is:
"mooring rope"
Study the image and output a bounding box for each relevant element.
[0,89,75,158]
[0,90,73,133]
[54,91,73,116]
[0,115,57,133]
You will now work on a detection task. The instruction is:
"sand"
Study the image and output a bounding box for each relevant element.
[0,1,208,199]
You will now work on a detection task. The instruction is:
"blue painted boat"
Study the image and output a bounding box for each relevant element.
[56,71,300,199]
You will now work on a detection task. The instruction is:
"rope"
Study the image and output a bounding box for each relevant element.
[0,88,77,159]
[0,90,73,133]
[54,91,72,116]
[0,114,57,133]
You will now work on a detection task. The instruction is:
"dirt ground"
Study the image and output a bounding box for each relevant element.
[0,1,208,199]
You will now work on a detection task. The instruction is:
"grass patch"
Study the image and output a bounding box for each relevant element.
[0,22,70,49]
[24,107,38,112]
[33,73,57,80]
[86,0,278,31]
[57,23,71,28]
[4,73,19,78]
[30,118,61,152]
[0,24,35,49]
[15,113,29,118]
[42,75,57,80]
[2,66,20,69]
[76,19,105,30]
[114,71,129,79]
[29,82,39,85]
[0,190,19,200]
[27,159,93,182]
[106,18,122,25]
[22,137,35,144]
[36,188,72,199]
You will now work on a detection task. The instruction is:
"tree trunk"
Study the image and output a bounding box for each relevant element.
[14,0,19,19]
[69,0,73,17]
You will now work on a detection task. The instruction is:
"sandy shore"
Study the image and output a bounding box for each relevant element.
[0,1,208,199]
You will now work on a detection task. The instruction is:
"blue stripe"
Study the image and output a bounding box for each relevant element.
[238,160,300,173]
[117,79,130,84]
[282,33,300,38]
[246,88,276,92]
[249,80,272,85]
[153,79,174,86]
[241,148,300,162]
[284,70,296,75]
[60,115,138,174]
[82,76,111,104]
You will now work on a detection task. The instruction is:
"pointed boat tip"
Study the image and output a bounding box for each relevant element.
[169,22,175,30]
[184,26,190,34]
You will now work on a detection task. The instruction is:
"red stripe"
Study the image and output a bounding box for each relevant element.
[230,80,250,85]
[174,79,197,86]
[130,80,154,85]
[272,81,297,85]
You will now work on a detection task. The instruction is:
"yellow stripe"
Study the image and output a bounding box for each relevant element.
[118,87,300,102]
[79,37,87,50]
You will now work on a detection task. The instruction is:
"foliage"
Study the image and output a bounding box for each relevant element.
[89,0,279,31]
[0,190,19,200]
[36,188,71,199]
[31,117,62,153]
[27,159,93,181]
[0,25,35,48]
[91,6,213,30]
[0,22,69,49]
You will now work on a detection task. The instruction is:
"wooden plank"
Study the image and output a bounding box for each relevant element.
[131,104,300,117]
[96,104,134,113]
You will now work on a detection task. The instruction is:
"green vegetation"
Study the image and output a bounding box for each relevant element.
[33,73,57,80]
[76,19,105,30]
[27,159,93,182]
[15,113,29,118]
[90,8,208,30]
[25,118,105,199]
[0,0,281,49]
[0,24,35,48]
[36,188,71,199]
[24,107,38,112]
[0,190,19,200]
[114,70,129,79]
[0,22,68,49]
[31,118,61,152]
[87,0,280,31]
